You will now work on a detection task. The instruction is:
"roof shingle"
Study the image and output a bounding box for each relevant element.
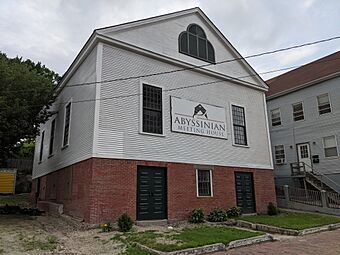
[266,50,340,98]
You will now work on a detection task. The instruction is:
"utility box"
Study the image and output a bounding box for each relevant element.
[0,169,17,194]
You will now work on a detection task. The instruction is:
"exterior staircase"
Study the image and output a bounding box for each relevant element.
[290,162,340,194]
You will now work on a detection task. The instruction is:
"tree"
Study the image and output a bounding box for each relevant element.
[0,52,60,165]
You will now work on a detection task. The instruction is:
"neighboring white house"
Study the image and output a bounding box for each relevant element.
[267,50,340,194]
[32,7,275,223]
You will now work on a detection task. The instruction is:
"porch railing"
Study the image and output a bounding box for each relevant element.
[288,186,322,207]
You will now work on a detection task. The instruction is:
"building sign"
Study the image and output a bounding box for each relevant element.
[171,97,227,139]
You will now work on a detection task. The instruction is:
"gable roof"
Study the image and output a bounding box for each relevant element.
[96,7,268,90]
[266,50,340,99]
[56,7,267,93]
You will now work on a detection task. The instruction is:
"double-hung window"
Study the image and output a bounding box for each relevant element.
[274,145,285,164]
[39,131,45,162]
[271,108,282,126]
[232,105,247,146]
[323,136,338,158]
[292,102,304,121]
[196,170,212,197]
[49,119,56,156]
[63,102,72,147]
[142,84,163,134]
[317,94,331,115]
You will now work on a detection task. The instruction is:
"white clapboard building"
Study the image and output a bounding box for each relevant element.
[32,8,276,223]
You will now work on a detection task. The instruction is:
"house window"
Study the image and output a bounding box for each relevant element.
[179,24,215,63]
[49,119,56,156]
[292,102,304,121]
[317,94,331,115]
[323,136,338,158]
[274,145,285,164]
[142,84,163,134]
[63,102,72,147]
[232,105,247,146]
[196,170,212,197]
[39,131,45,162]
[271,108,282,126]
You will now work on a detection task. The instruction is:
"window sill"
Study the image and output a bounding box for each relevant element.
[232,144,250,148]
[139,131,165,137]
[324,156,339,160]
[197,195,213,198]
[61,144,69,150]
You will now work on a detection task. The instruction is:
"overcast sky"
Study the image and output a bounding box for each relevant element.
[1,0,339,80]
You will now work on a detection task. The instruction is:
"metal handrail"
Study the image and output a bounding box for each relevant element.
[304,162,340,192]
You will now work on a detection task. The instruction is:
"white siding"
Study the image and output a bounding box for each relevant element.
[93,44,272,169]
[268,76,340,182]
[99,12,259,85]
[32,46,98,178]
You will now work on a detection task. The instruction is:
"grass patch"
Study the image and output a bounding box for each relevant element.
[119,226,262,252]
[23,235,58,251]
[241,212,340,230]
[124,244,151,255]
[0,193,29,206]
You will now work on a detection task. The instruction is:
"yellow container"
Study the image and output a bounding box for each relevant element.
[0,169,17,194]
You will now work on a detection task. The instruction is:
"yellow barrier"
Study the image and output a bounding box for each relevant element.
[0,169,16,194]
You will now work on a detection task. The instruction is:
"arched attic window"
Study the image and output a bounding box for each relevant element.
[179,24,215,63]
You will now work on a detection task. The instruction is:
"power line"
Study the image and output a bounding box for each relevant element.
[1,54,340,111]
[2,35,340,95]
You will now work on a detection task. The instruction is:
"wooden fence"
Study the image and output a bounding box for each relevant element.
[288,186,322,207]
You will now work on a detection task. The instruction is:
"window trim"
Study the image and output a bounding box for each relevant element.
[178,24,215,64]
[139,81,165,137]
[274,144,286,165]
[62,99,72,149]
[230,103,249,148]
[39,130,45,163]
[196,169,213,197]
[270,108,282,127]
[292,101,305,122]
[322,135,339,159]
[48,118,56,157]
[316,93,332,116]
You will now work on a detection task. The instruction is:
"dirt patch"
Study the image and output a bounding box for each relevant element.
[0,215,124,254]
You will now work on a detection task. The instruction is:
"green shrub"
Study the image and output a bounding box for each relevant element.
[207,208,228,222]
[100,222,113,232]
[188,208,205,223]
[118,213,134,232]
[226,207,242,218]
[267,202,278,216]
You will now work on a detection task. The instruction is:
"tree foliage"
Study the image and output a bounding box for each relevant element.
[0,52,60,164]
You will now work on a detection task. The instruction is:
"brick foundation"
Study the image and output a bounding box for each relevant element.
[31,158,276,224]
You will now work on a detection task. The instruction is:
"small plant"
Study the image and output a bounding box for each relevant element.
[118,213,134,232]
[100,222,113,232]
[267,202,278,216]
[188,208,205,223]
[207,208,228,222]
[226,207,242,218]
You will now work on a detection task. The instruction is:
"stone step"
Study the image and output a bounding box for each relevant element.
[135,219,168,227]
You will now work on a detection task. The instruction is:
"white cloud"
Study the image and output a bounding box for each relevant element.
[0,0,339,80]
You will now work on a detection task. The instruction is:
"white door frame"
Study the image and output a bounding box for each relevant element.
[297,142,312,172]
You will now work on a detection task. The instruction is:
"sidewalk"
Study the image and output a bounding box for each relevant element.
[212,228,340,255]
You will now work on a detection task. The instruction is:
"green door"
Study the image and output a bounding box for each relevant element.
[235,172,256,214]
[137,166,167,220]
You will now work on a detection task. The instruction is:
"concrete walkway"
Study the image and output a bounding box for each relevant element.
[213,228,340,255]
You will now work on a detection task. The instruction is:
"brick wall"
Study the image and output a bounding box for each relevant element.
[32,157,276,224]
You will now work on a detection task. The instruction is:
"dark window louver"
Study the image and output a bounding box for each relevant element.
[63,102,71,147]
[49,119,56,155]
[142,84,163,134]
[39,131,45,162]
[179,24,215,63]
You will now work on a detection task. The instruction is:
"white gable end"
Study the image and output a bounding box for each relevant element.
[97,9,264,88]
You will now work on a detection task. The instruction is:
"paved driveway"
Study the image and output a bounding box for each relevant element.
[214,228,340,255]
